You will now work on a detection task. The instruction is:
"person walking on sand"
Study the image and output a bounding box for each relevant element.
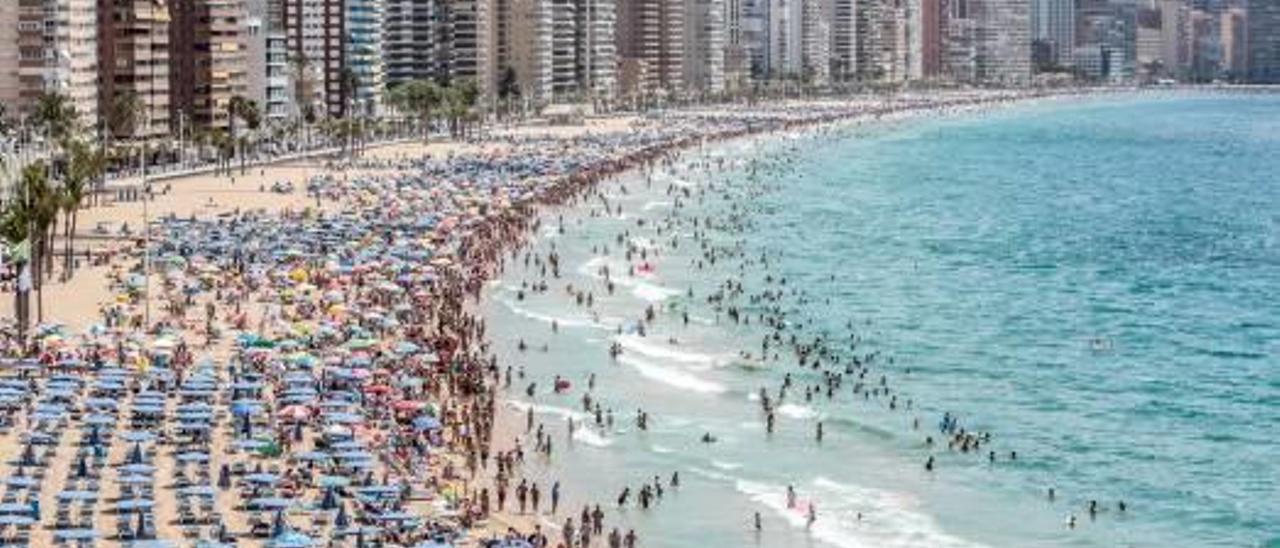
[807,503,817,530]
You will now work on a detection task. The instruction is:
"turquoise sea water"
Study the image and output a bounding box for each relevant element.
[483,93,1280,547]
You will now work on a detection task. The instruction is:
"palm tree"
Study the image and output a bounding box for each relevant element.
[107,90,145,141]
[5,162,59,325]
[228,96,261,174]
[444,81,481,138]
[60,139,103,278]
[392,80,441,143]
[0,183,32,339]
[497,67,521,118]
[29,92,78,144]
[289,53,317,129]
[338,67,362,157]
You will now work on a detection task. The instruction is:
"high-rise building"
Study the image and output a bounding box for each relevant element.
[169,0,248,131]
[830,0,857,80]
[501,0,614,101]
[685,0,728,92]
[1135,5,1164,78]
[577,0,617,97]
[973,0,1031,82]
[98,0,172,141]
[550,0,578,94]
[1159,0,1189,76]
[768,0,802,76]
[243,0,290,122]
[853,0,880,78]
[1031,0,1074,65]
[439,0,494,94]
[920,0,942,77]
[940,0,978,81]
[722,0,748,89]
[385,0,439,86]
[504,0,552,98]
[1218,6,1244,79]
[800,0,831,82]
[1248,0,1280,82]
[17,0,100,130]
[346,0,385,115]
[0,3,19,108]
[1187,8,1219,80]
[617,0,684,94]
[281,0,344,118]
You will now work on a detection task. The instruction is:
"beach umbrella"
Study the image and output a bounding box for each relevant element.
[231,400,264,416]
[278,405,311,422]
[269,531,314,548]
[0,502,31,515]
[245,473,280,485]
[122,431,156,443]
[53,528,97,541]
[393,400,427,413]
[116,475,151,485]
[0,515,34,526]
[119,464,155,475]
[120,498,155,513]
[6,476,38,488]
[56,490,98,502]
[178,485,217,498]
[176,451,210,463]
[412,415,442,432]
[248,497,292,510]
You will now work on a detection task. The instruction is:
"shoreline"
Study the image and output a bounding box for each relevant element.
[0,88,1167,548]
[471,88,1106,544]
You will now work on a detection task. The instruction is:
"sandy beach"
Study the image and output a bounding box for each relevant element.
[0,91,1073,548]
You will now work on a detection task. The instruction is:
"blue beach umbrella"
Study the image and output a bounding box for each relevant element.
[244,473,280,485]
[53,528,98,541]
[6,476,38,488]
[0,503,30,515]
[0,515,34,526]
[176,451,210,463]
[249,497,293,511]
[56,491,97,502]
[118,498,155,512]
[116,475,151,485]
[119,464,155,475]
[178,485,217,498]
